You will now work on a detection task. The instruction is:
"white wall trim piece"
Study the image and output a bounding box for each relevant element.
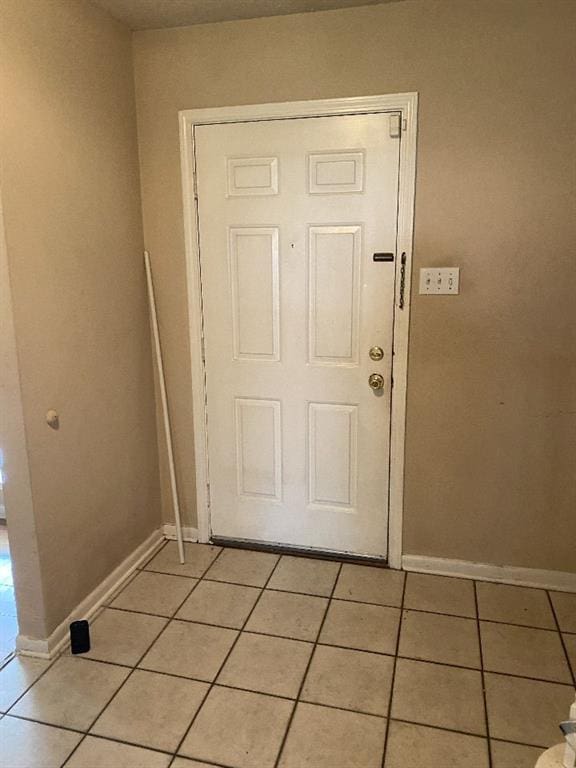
[16,528,165,659]
[179,93,418,567]
[163,524,199,542]
[402,555,576,593]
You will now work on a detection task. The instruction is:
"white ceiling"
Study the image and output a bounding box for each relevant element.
[91,0,398,31]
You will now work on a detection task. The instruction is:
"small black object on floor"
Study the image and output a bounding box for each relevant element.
[70,620,90,654]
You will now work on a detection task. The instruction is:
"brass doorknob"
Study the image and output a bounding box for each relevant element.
[368,373,385,390]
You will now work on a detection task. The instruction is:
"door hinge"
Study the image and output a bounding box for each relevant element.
[399,252,407,309]
[389,114,401,139]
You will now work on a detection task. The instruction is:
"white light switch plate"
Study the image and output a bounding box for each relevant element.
[419,267,460,295]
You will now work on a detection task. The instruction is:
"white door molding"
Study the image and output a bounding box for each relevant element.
[179,93,418,569]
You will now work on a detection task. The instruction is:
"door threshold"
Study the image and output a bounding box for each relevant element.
[210,536,389,568]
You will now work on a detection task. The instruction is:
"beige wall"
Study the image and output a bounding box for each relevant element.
[0,0,160,636]
[133,0,576,573]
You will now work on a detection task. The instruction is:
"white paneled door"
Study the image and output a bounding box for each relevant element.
[195,113,400,558]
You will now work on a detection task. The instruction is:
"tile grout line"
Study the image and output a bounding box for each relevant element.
[272,560,344,768]
[474,580,493,768]
[5,559,568,724]
[3,650,63,717]
[6,714,177,758]
[545,589,576,688]
[171,551,284,763]
[60,546,226,767]
[97,609,576,687]
[59,643,575,705]
[114,569,570,633]
[389,717,550,749]
[3,545,572,764]
[3,704,555,755]
[138,538,171,571]
[380,570,407,768]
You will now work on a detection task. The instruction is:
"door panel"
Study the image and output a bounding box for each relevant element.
[308,225,361,365]
[229,227,280,361]
[195,113,400,557]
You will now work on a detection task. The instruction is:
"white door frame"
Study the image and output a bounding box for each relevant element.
[179,93,418,569]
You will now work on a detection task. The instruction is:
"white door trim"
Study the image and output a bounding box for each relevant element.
[179,93,418,569]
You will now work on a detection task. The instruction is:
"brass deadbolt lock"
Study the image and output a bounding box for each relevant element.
[369,346,384,361]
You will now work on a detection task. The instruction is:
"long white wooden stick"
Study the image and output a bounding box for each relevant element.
[144,251,185,564]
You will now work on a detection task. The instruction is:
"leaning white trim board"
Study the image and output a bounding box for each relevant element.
[179,93,418,568]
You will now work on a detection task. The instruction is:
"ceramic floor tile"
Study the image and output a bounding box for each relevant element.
[110,571,196,617]
[144,541,221,579]
[180,686,292,768]
[490,739,545,768]
[384,721,489,768]
[91,669,208,752]
[563,633,576,677]
[66,735,172,768]
[176,580,260,628]
[391,658,486,735]
[204,548,279,587]
[267,556,340,597]
[480,621,572,682]
[485,673,574,747]
[476,582,555,628]
[172,759,219,768]
[139,620,237,681]
[334,563,404,607]
[0,715,82,768]
[80,608,167,666]
[404,572,476,617]
[245,590,328,641]
[550,591,576,633]
[278,701,386,768]
[10,656,129,730]
[319,599,400,654]
[399,609,481,668]
[301,644,393,715]
[217,631,313,698]
[0,655,51,712]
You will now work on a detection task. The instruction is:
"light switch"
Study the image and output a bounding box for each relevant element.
[419,267,460,295]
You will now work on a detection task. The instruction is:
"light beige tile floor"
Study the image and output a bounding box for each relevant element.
[564,633,576,676]
[476,581,556,629]
[0,542,573,767]
[398,609,481,668]
[550,591,576,633]
[66,735,172,768]
[404,571,476,617]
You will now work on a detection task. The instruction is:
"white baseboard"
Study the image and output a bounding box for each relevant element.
[162,524,199,542]
[402,554,576,593]
[17,528,165,659]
